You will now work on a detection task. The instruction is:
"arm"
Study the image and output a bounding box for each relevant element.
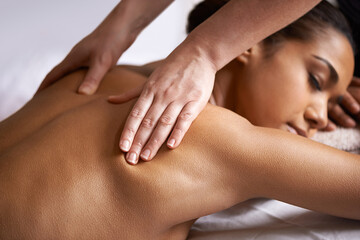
[185,0,321,71]
[150,104,360,226]
[201,106,360,220]
[37,0,173,94]
[119,0,321,164]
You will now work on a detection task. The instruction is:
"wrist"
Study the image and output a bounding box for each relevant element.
[91,17,138,55]
[172,34,219,74]
[101,0,173,49]
[92,2,142,48]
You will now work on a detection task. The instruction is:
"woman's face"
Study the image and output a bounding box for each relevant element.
[236,30,354,137]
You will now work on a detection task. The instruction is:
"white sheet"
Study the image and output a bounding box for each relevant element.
[0,1,359,239]
[190,199,360,239]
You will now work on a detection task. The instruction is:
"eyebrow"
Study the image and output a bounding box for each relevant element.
[312,55,339,84]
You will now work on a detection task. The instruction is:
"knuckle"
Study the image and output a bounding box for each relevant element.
[159,115,174,126]
[147,79,157,90]
[133,141,144,148]
[163,88,176,99]
[179,112,193,121]
[142,88,151,97]
[141,87,155,99]
[149,138,160,148]
[141,118,156,129]
[190,89,203,99]
[98,52,113,67]
[85,75,98,85]
[125,127,136,138]
[130,108,144,119]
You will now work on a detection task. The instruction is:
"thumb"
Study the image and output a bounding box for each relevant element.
[108,86,143,104]
[78,62,110,95]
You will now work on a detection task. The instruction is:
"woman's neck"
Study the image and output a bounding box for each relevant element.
[211,61,242,112]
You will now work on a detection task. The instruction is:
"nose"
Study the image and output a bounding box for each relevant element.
[304,97,328,130]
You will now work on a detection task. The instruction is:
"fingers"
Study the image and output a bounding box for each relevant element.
[108,86,143,104]
[39,48,113,95]
[327,87,360,128]
[125,101,177,164]
[340,91,360,115]
[78,56,112,95]
[123,100,202,165]
[329,103,356,128]
[119,92,154,157]
[118,53,216,164]
[166,101,201,149]
[138,103,183,161]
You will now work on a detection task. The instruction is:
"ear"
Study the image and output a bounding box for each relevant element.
[236,48,252,64]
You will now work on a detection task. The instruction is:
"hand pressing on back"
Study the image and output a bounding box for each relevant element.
[37,27,133,95]
[37,0,173,94]
[109,48,216,164]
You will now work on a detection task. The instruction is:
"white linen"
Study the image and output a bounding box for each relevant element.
[190,199,360,240]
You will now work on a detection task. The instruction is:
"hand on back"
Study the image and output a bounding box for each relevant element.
[37,25,134,95]
[109,53,216,164]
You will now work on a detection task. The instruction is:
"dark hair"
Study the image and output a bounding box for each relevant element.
[187,0,356,56]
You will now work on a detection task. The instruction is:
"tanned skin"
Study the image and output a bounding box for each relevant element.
[0,67,359,239]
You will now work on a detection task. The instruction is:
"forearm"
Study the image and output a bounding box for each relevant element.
[239,126,360,220]
[201,106,360,220]
[179,0,320,70]
[93,0,174,49]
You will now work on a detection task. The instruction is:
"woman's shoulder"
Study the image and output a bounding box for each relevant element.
[195,103,252,137]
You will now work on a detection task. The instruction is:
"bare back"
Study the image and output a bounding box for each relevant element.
[1,67,360,240]
[0,68,251,239]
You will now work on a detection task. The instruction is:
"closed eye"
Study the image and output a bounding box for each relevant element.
[309,73,321,91]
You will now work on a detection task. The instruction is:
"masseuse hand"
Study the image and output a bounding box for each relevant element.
[37,0,173,94]
[109,51,216,164]
[37,24,133,94]
[325,76,360,130]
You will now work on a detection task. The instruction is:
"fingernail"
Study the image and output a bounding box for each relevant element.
[78,85,93,95]
[168,139,175,148]
[140,149,151,160]
[120,140,130,151]
[127,152,137,164]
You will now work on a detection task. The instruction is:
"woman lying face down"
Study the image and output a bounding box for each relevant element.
[212,29,353,137]
[200,0,355,137]
[0,1,358,240]
[117,0,355,162]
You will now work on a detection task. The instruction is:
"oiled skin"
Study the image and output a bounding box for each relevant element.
[0,68,252,239]
[0,67,359,239]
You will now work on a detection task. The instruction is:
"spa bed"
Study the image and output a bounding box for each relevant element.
[1,0,359,239]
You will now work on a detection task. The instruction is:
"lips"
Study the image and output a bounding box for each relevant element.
[286,123,308,137]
